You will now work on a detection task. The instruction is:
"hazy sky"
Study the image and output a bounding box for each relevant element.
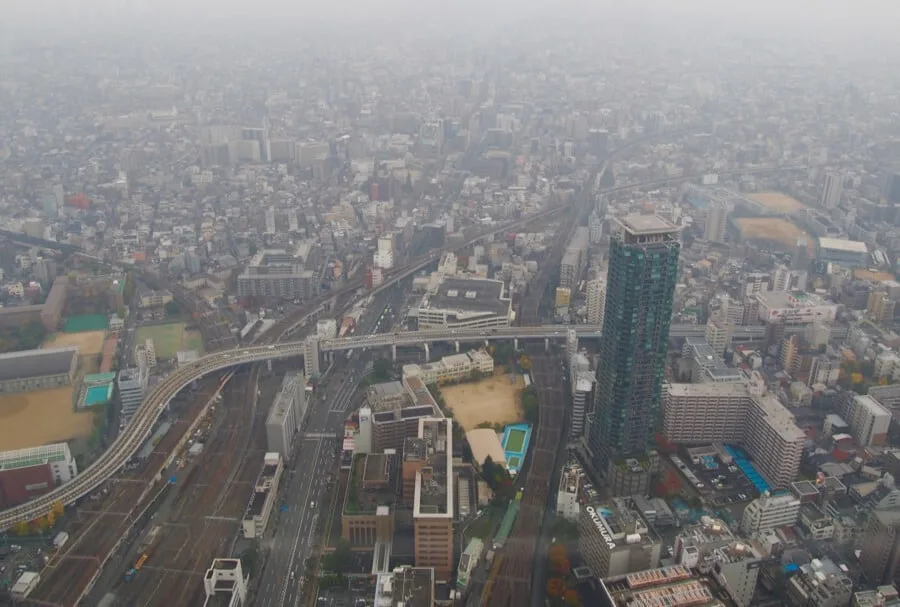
[3,0,900,54]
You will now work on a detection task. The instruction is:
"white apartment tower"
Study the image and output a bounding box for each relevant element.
[586,277,606,325]
[704,200,729,244]
[740,493,800,536]
[820,170,844,209]
[374,236,394,270]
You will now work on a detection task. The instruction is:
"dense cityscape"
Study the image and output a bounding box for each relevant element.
[3,3,900,606]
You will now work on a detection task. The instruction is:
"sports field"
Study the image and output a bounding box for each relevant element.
[441,374,524,432]
[64,314,109,333]
[504,428,527,453]
[42,330,106,356]
[134,323,204,360]
[734,217,809,249]
[747,192,807,214]
[0,387,93,450]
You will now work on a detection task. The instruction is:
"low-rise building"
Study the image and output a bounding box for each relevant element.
[374,566,435,607]
[241,453,282,539]
[0,443,77,508]
[203,558,247,607]
[740,493,800,536]
[0,347,78,394]
[597,565,737,607]
[402,350,494,386]
[786,557,853,607]
[411,277,512,330]
[556,464,582,522]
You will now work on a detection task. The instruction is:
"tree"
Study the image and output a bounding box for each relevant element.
[519,355,532,371]
[322,538,354,574]
[564,589,581,606]
[547,577,566,598]
[52,501,64,517]
[164,300,181,316]
[521,386,539,424]
[13,521,29,536]
[372,358,393,382]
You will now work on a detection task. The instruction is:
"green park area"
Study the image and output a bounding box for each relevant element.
[134,323,204,360]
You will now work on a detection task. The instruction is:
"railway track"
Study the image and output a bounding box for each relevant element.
[111,368,265,607]
[27,379,224,606]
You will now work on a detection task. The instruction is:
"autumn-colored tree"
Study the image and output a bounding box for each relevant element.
[13,521,29,536]
[519,355,532,371]
[564,589,581,606]
[52,501,64,517]
[548,544,567,561]
[550,555,571,575]
[547,577,565,598]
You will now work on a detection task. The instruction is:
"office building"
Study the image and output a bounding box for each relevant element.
[237,249,315,301]
[402,350,494,386]
[704,200,729,243]
[571,374,594,439]
[683,336,743,384]
[356,377,441,454]
[755,290,838,325]
[861,509,900,585]
[579,497,662,578]
[817,237,869,268]
[265,372,308,456]
[586,277,606,325]
[786,558,853,607]
[846,394,892,447]
[556,464,583,522]
[589,215,680,492]
[374,236,394,270]
[117,367,148,420]
[560,227,590,289]
[596,565,738,607]
[740,493,800,536]
[411,277,512,330]
[242,453,283,539]
[0,347,78,394]
[0,443,78,509]
[412,418,455,581]
[868,290,897,324]
[343,452,398,547]
[820,170,844,209]
[203,558,248,607]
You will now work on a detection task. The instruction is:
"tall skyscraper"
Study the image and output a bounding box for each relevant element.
[820,170,844,209]
[704,200,729,243]
[588,215,680,494]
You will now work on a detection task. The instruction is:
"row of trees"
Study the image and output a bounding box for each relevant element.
[11,501,65,536]
[0,320,47,354]
[481,456,514,502]
[546,543,581,606]
[521,386,539,424]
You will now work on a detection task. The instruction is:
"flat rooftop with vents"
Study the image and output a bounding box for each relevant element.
[345,452,399,516]
[413,418,454,519]
[413,277,512,329]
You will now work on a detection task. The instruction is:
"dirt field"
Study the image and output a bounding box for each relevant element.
[42,330,106,355]
[855,269,896,282]
[734,217,809,249]
[441,374,525,431]
[748,191,807,214]
[0,387,93,450]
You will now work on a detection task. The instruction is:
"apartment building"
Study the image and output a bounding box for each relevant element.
[846,394,892,447]
[265,372,308,456]
[242,453,283,539]
[236,249,315,300]
[740,493,801,536]
[663,384,805,490]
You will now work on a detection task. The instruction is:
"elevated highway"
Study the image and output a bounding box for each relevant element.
[0,321,771,528]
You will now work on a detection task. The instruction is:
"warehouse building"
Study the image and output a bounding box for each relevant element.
[0,346,78,394]
[0,443,78,508]
[410,277,512,330]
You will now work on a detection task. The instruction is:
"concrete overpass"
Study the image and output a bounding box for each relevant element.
[0,320,773,529]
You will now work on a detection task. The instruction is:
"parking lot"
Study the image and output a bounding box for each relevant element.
[670,448,758,508]
[0,537,53,596]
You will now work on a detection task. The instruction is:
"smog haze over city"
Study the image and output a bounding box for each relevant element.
[5,0,900,606]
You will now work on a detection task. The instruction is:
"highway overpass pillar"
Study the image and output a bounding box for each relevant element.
[514,338,519,350]
[545,338,550,352]
[423,343,430,361]
[391,344,397,361]
[455,341,460,353]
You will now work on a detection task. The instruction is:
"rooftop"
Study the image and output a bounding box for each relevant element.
[751,395,806,443]
[413,418,453,518]
[421,277,509,317]
[374,566,435,607]
[345,453,398,516]
[818,237,868,253]
[0,346,78,382]
[618,213,679,236]
[601,565,735,606]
